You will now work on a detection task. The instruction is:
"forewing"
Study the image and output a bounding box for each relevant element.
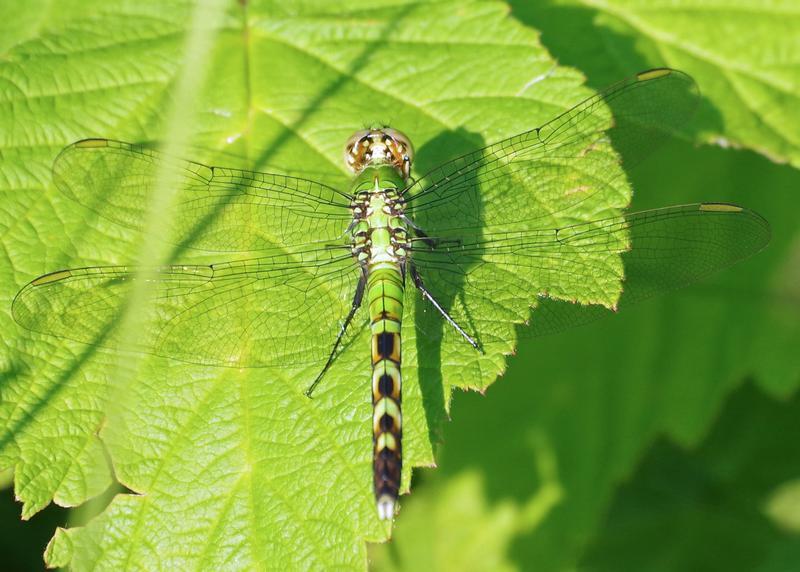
[411,204,770,346]
[12,246,364,368]
[405,69,700,236]
[53,139,353,253]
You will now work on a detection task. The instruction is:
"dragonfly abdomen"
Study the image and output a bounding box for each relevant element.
[369,267,404,520]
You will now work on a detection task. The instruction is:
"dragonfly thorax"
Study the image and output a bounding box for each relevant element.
[350,170,409,268]
[344,128,414,180]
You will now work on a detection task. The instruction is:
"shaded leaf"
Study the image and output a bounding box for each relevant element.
[512,0,800,167]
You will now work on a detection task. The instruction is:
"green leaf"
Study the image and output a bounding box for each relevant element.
[0,1,622,568]
[512,0,800,168]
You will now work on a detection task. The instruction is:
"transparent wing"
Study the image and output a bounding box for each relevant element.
[404,69,699,233]
[53,139,354,253]
[12,245,364,368]
[411,204,770,345]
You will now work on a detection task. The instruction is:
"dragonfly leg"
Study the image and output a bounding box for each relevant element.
[410,264,481,352]
[408,237,463,250]
[406,221,462,250]
[305,270,367,398]
[402,215,433,237]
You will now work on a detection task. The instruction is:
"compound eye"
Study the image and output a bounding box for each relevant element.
[383,128,414,164]
[344,129,373,172]
[344,129,370,152]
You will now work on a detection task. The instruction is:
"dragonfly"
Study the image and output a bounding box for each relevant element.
[12,69,770,521]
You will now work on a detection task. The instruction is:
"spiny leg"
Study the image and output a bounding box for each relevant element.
[305,270,367,398]
[409,263,481,352]
[405,220,463,250]
[408,236,463,250]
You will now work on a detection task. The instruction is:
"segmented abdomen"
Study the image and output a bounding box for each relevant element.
[368,266,404,520]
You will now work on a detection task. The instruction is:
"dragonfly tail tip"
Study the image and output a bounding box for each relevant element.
[377,496,396,520]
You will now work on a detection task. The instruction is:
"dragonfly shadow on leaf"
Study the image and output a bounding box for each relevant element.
[410,127,488,446]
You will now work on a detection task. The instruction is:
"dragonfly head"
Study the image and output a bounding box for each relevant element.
[345,128,414,180]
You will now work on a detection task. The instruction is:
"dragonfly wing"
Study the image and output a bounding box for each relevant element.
[12,246,364,368]
[411,204,770,344]
[53,139,353,253]
[404,69,699,234]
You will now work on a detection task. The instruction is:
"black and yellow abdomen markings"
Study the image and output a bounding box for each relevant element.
[367,267,404,519]
[372,331,401,364]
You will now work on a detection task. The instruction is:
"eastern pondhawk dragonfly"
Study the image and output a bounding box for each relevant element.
[12,69,770,521]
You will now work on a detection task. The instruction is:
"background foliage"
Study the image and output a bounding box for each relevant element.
[0,0,797,570]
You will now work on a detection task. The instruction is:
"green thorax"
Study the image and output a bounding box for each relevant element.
[349,165,409,271]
